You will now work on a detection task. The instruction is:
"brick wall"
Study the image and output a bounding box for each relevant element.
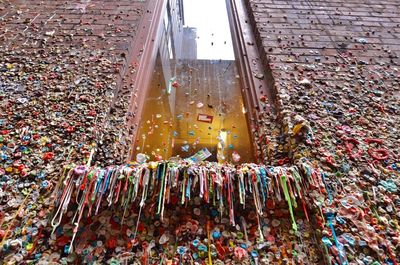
[0,0,147,166]
[247,0,400,159]
[1,0,399,263]
[0,0,148,262]
[247,0,400,263]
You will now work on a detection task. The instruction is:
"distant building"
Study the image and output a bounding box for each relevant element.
[180,27,197,59]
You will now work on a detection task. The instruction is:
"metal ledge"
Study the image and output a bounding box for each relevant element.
[226,0,276,162]
[124,0,167,161]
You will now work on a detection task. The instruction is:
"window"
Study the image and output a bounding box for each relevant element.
[133,0,253,163]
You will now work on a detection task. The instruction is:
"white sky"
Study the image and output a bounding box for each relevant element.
[183,0,235,60]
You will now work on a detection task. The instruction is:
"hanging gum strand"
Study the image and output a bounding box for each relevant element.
[51,162,330,259]
[280,173,297,232]
[0,189,32,248]
[207,220,212,265]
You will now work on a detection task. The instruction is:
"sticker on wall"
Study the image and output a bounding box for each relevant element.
[186,148,212,163]
[197,113,213,123]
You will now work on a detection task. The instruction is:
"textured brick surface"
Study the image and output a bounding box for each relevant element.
[247,0,400,263]
[1,0,399,263]
[0,0,146,167]
[247,0,400,159]
[0,0,147,262]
